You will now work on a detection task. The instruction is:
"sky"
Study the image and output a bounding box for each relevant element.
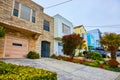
[32,0,120,34]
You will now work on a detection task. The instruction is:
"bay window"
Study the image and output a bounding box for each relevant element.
[13,1,36,23]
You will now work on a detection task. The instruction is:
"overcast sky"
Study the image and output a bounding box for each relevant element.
[32,0,120,34]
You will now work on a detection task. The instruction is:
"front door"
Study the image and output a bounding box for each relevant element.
[41,41,50,57]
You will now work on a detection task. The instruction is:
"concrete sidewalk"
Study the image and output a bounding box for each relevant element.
[1,58,120,80]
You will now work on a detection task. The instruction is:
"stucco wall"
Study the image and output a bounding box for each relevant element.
[53,14,73,55]
[53,14,73,38]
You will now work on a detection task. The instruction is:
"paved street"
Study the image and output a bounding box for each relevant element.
[1,58,120,80]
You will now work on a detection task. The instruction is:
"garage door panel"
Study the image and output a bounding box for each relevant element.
[4,36,29,58]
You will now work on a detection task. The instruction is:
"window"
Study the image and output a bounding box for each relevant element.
[58,42,63,46]
[13,1,19,17]
[32,10,36,23]
[20,4,31,21]
[13,43,22,47]
[43,20,50,31]
[13,2,36,23]
[62,23,70,34]
[82,33,84,39]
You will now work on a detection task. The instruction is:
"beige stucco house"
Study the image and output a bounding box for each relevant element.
[0,0,54,58]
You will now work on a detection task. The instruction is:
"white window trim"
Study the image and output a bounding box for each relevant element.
[18,3,21,18]
[30,9,32,22]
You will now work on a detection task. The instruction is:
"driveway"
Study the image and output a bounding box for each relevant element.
[1,58,120,80]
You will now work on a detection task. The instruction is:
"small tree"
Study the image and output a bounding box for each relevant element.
[100,33,120,67]
[62,33,85,58]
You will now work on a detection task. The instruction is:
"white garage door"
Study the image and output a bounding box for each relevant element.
[4,36,29,58]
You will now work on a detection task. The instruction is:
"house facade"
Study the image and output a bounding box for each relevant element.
[87,33,95,51]
[53,14,73,55]
[0,0,54,58]
[87,29,102,49]
[74,25,88,54]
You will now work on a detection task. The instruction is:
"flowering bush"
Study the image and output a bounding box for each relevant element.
[79,59,85,64]
[107,60,119,67]
[99,64,104,68]
[67,57,73,62]
[0,61,57,80]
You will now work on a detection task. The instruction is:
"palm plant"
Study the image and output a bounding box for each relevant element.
[100,33,120,67]
[100,32,120,60]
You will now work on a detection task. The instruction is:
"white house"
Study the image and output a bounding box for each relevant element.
[53,14,73,55]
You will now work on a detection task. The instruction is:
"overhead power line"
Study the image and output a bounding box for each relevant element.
[45,0,72,9]
[86,24,120,27]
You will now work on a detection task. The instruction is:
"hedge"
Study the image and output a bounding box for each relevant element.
[0,61,57,80]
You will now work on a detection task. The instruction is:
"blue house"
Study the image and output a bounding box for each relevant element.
[87,33,95,50]
[87,29,102,50]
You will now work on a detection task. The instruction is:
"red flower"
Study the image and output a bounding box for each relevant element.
[79,59,84,64]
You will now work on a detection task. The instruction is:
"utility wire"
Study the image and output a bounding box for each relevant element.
[45,0,72,9]
[85,24,120,27]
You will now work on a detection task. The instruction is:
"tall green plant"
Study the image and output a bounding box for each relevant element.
[100,32,120,60]
[100,33,120,67]
[0,27,5,37]
[62,33,85,58]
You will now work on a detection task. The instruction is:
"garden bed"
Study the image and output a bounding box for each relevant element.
[51,54,120,72]
[0,61,57,80]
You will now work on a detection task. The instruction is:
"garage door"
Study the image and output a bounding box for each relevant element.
[4,36,29,58]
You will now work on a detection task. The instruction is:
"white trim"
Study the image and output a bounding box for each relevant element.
[30,9,32,22]
[18,3,21,18]
[11,0,15,16]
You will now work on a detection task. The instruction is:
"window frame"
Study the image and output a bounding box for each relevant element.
[32,10,36,23]
[43,20,50,31]
[13,1,19,17]
[62,23,70,34]
[13,1,36,23]
[20,4,31,21]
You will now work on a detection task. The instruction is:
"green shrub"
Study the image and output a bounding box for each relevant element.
[0,27,5,37]
[86,52,104,61]
[0,62,57,80]
[106,67,120,72]
[88,60,100,67]
[78,52,82,57]
[27,51,40,59]
[50,54,57,58]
